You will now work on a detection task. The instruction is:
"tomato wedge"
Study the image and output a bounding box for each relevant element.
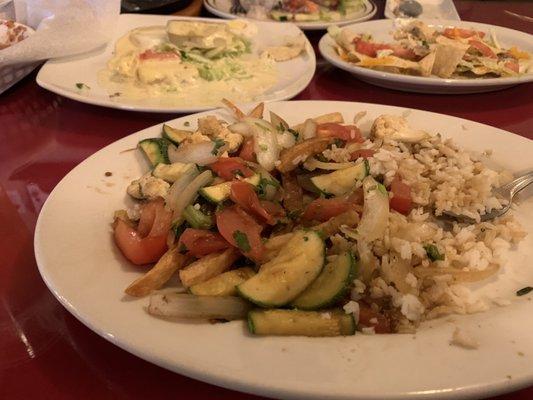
[137,198,172,237]
[209,157,254,181]
[216,205,264,262]
[443,27,485,39]
[239,137,256,162]
[468,40,496,58]
[114,220,168,265]
[178,228,231,257]
[317,123,364,143]
[358,303,392,334]
[230,181,275,225]
[350,149,375,160]
[260,200,286,220]
[302,197,353,222]
[389,176,413,215]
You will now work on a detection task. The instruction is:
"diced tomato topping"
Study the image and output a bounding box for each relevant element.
[468,39,496,58]
[443,27,485,39]
[353,38,416,60]
[178,228,231,257]
[139,49,180,61]
[209,157,254,181]
[230,181,276,225]
[302,197,353,222]
[358,303,392,334]
[216,205,264,262]
[114,220,168,265]
[350,149,375,160]
[389,175,412,215]
[239,137,256,162]
[504,60,519,73]
[317,123,364,143]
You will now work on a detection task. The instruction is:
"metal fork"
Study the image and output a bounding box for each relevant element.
[440,170,533,224]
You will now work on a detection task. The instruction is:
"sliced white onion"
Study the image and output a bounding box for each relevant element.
[172,170,213,223]
[168,141,223,166]
[302,118,317,140]
[147,292,251,320]
[357,176,390,242]
[253,124,280,172]
[228,121,254,137]
[270,111,289,131]
[277,130,296,149]
[243,117,275,133]
[166,168,199,211]
[303,157,355,171]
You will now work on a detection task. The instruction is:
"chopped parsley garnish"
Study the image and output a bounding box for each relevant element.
[303,236,309,242]
[254,122,269,132]
[276,122,286,132]
[259,144,268,152]
[184,121,190,127]
[257,177,280,198]
[75,82,90,90]
[424,244,445,262]
[288,128,299,139]
[333,138,344,148]
[233,230,251,252]
[211,138,225,155]
[516,287,533,296]
[376,183,388,195]
[287,210,302,220]
[279,15,288,21]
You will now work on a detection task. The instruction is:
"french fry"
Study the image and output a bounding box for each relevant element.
[125,246,186,297]
[248,102,264,119]
[179,248,240,287]
[292,112,344,133]
[277,137,333,173]
[314,210,359,237]
[222,98,245,120]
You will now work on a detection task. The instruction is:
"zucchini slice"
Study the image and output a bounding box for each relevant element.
[310,159,369,196]
[138,138,171,166]
[291,252,356,310]
[199,174,260,203]
[237,231,325,307]
[183,205,213,230]
[248,309,355,337]
[162,124,192,145]
[152,162,197,183]
[189,267,256,296]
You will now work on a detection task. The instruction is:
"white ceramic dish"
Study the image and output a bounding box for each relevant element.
[319,19,533,94]
[35,14,316,113]
[35,100,533,400]
[204,0,377,31]
[384,0,460,21]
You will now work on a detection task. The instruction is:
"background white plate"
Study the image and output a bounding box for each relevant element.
[36,14,316,113]
[204,0,377,31]
[384,0,460,20]
[319,19,533,94]
[35,101,533,400]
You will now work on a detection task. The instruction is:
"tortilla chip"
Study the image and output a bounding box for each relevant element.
[356,53,420,71]
[432,37,469,78]
[419,52,436,77]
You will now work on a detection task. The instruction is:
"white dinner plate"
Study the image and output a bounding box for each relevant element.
[319,19,533,94]
[384,0,460,20]
[204,0,377,31]
[35,101,533,400]
[35,14,316,113]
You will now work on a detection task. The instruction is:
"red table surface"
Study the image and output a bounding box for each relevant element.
[1,1,532,399]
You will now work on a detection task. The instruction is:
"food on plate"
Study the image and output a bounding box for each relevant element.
[328,20,532,78]
[98,20,306,106]
[239,0,372,23]
[113,100,526,337]
[0,20,30,50]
